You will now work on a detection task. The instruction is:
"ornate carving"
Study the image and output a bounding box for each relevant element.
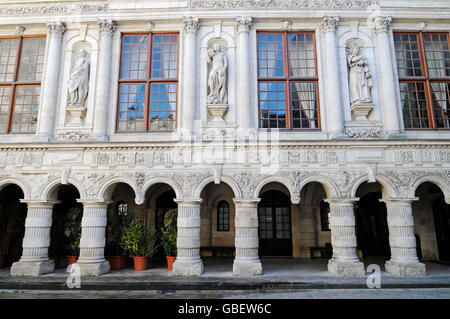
[346,128,382,138]
[183,16,200,34]
[15,26,25,35]
[347,44,372,105]
[400,151,413,163]
[322,16,339,33]
[47,21,66,38]
[207,43,228,105]
[233,172,258,197]
[68,49,89,109]
[374,16,392,33]
[191,0,377,9]
[0,3,109,16]
[98,19,116,37]
[57,131,89,141]
[81,173,106,198]
[236,16,253,33]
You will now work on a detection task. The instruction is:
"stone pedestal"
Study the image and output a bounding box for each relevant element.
[66,105,87,125]
[326,198,365,277]
[207,104,228,123]
[351,102,374,122]
[172,199,204,276]
[233,199,262,276]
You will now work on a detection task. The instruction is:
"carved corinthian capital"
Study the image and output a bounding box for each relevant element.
[236,16,253,33]
[183,16,200,34]
[374,16,392,33]
[98,19,116,37]
[322,16,339,33]
[47,21,66,38]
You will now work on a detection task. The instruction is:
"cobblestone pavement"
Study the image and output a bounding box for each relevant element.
[0,288,449,299]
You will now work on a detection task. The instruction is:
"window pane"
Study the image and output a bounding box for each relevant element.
[400,82,429,128]
[258,33,284,77]
[217,201,230,231]
[11,85,40,133]
[117,83,146,131]
[120,35,148,79]
[0,39,18,82]
[288,33,316,77]
[0,86,11,132]
[149,83,176,131]
[259,82,286,128]
[18,38,46,81]
[291,82,318,128]
[423,34,450,77]
[394,33,423,77]
[431,82,450,128]
[152,35,178,79]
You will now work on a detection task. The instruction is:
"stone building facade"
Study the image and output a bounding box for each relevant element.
[0,0,449,278]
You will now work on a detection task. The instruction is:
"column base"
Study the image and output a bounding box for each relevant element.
[172,258,203,276]
[385,260,426,277]
[10,259,55,276]
[328,259,365,277]
[69,260,110,276]
[233,259,263,276]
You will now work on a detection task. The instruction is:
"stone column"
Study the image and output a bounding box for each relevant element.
[10,200,58,276]
[180,17,200,139]
[236,16,253,134]
[91,20,116,141]
[233,199,262,276]
[321,16,345,138]
[326,198,365,276]
[73,200,110,276]
[172,199,203,276]
[35,22,66,142]
[383,198,426,276]
[374,16,402,137]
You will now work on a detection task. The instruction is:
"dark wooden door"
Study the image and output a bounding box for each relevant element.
[258,191,292,256]
[433,197,450,262]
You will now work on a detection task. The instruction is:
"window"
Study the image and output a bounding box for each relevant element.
[320,201,330,231]
[0,36,46,133]
[217,201,230,231]
[394,32,450,129]
[257,32,319,130]
[116,200,128,216]
[117,34,178,132]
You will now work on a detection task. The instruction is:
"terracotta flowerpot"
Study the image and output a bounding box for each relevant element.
[52,256,61,269]
[66,256,78,265]
[107,256,127,270]
[133,256,149,271]
[0,252,6,269]
[166,256,176,271]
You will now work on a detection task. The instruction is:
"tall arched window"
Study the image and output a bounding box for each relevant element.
[217,201,230,231]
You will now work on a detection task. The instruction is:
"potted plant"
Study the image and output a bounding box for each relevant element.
[161,209,177,271]
[106,204,132,270]
[63,207,82,266]
[121,217,157,271]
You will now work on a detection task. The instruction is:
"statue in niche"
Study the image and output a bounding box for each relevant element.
[347,44,372,105]
[68,49,89,108]
[207,43,228,104]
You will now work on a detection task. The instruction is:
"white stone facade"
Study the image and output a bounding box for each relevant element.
[0,0,449,277]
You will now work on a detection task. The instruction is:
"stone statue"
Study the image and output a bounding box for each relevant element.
[68,49,89,108]
[207,43,228,104]
[348,45,372,105]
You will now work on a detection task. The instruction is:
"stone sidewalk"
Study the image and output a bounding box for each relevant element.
[0,258,449,291]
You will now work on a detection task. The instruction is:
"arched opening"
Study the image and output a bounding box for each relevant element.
[258,189,292,257]
[414,182,450,262]
[49,185,82,269]
[0,184,27,268]
[355,182,390,260]
[155,190,177,257]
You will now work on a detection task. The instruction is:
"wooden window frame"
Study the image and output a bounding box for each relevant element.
[116,33,179,133]
[217,200,230,232]
[257,31,320,131]
[395,31,450,130]
[0,36,45,134]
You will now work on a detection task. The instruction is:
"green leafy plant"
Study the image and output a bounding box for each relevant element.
[121,217,157,257]
[106,205,133,256]
[63,207,82,256]
[161,209,177,257]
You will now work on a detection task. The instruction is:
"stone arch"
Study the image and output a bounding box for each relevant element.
[0,177,30,199]
[40,176,86,201]
[194,176,242,199]
[254,176,298,203]
[350,174,398,199]
[141,177,183,203]
[410,175,450,199]
[298,175,341,199]
[97,176,138,203]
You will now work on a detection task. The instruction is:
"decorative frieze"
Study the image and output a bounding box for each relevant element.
[57,131,90,142]
[191,0,377,9]
[0,3,109,16]
[346,128,382,138]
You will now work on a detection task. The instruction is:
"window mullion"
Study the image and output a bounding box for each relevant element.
[419,32,437,129]
[7,37,23,133]
[284,31,292,130]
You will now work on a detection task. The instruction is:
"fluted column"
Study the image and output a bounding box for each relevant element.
[326,198,365,276]
[35,22,66,142]
[180,17,200,139]
[321,16,345,138]
[91,20,116,141]
[10,200,58,276]
[374,17,402,137]
[236,17,253,135]
[73,200,110,276]
[172,199,203,276]
[233,199,262,276]
[383,198,426,276]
